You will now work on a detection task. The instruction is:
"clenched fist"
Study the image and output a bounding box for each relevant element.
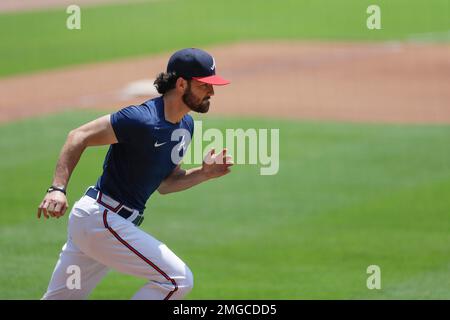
[37,190,69,219]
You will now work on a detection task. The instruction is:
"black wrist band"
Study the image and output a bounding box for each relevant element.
[47,185,66,195]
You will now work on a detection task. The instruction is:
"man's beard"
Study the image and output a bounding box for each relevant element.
[182,82,210,113]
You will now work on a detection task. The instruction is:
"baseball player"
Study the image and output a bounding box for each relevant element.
[37,48,232,300]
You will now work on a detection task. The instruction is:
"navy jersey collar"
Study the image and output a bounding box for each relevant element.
[157,96,188,126]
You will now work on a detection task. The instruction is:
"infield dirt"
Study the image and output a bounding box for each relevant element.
[1,41,449,124]
[0,0,147,12]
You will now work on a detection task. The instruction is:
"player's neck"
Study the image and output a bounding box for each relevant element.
[163,94,189,124]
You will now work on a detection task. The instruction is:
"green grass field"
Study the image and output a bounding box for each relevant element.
[0,0,449,77]
[1,111,449,299]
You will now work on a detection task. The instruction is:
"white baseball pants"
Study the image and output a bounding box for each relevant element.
[42,191,193,300]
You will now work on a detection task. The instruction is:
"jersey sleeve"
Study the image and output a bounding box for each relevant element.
[110,105,149,144]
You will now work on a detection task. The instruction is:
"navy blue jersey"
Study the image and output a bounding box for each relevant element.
[95,96,194,211]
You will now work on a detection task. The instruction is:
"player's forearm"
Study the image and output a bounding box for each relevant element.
[52,130,88,188]
[158,166,210,194]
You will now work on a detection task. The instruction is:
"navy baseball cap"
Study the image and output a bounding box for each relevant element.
[167,48,230,85]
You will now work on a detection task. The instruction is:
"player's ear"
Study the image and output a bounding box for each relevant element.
[175,77,188,93]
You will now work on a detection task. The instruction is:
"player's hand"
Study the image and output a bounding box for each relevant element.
[37,191,69,219]
[201,148,234,179]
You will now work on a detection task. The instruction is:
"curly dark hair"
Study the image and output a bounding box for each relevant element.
[153,71,184,95]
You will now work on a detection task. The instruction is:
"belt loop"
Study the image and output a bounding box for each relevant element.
[134,215,144,227]
[85,186,96,198]
[97,191,123,213]
[127,211,139,224]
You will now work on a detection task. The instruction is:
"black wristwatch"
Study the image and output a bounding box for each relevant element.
[47,185,67,195]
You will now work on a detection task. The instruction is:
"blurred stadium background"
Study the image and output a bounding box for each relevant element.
[0,0,449,299]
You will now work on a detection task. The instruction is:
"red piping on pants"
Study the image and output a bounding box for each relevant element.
[102,209,178,300]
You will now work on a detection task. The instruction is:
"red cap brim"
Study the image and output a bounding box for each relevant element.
[192,75,230,85]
